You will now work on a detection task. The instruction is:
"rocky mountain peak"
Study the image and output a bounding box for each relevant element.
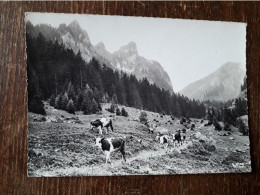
[114,41,138,57]
[68,20,81,29]
[95,42,106,52]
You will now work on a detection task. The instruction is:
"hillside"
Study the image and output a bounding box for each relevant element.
[180,62,246,101]
[28,102,251,176]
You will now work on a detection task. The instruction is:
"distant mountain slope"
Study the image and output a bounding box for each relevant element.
[26,20,173,93]
[180,62,246,101]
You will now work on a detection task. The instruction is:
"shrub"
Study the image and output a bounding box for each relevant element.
[223,123,231,131]
[121,107,128,117]
[116,107,121,116]
[139,111,148,124]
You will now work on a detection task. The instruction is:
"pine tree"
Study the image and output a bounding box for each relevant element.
[112,93,118,105]
[91,99,99,114]
[67,82,77,103]
[109,103,116,113]
[83,92,92,115]
[49,94,55,107]
[66,99,75,114]
[55,94,62,109]
[76,91,84,110]
[29,93,46,115]
[237,117,248,135]
[175,102,182,118]
[61,92,69,110]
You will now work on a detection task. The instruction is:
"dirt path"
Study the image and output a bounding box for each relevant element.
[35,141,192,177]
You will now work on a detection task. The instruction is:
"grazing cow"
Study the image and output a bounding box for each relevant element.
[148,123,157,134]
[95,137,126,164]
[156,133,170,152]
[90,118,113,135]
[172,130,182,147]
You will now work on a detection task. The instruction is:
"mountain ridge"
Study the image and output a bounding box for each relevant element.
[27,20,173,93]
[180,62,246,102]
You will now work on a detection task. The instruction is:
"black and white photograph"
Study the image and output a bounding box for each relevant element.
[26,13,251,177]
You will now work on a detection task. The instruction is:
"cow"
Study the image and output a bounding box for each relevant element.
[172,130,182,147]
[95,137,126,164]
[148,123,157,134]
[90,118,113,135]
[156,133,170,152]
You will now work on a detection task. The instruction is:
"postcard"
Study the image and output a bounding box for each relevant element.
[26,13,250,176]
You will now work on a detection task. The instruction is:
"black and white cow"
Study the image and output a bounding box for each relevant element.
[90,118,113,135]
[95,137,126,164]
[171,130,182,147]
[156,133,170,152]
[148,123,157,134]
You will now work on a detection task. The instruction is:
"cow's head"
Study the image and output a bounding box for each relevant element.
[90,122,94,130]
[95,137,104,148]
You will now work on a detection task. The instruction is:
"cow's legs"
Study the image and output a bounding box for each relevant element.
[98,126,102,135]
[109,120,114,132]
[105,151,110,164]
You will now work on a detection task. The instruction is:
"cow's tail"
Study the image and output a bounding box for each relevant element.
[120,139,126,162]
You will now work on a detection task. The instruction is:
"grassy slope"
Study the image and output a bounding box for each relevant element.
[27,103,251,176]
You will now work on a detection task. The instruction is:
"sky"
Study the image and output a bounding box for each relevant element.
[26,13,247,92]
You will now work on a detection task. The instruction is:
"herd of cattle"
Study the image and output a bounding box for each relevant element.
[91,116,197,164]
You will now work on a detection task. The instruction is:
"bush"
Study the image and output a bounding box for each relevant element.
[116,107,121,116]
[139,111,148,124]
[121,107,128,117]
[223,123,231,131]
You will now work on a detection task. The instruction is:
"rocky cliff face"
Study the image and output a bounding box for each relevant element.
[28,20,173,92]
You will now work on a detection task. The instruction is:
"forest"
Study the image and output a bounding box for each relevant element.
[26,30,207,118]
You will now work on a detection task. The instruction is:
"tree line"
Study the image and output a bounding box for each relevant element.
[204,80,248,135]
[26,24,206,118]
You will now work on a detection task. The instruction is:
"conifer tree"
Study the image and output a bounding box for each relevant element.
[61,92,69,110]
[66,99,75,114]
[55,94,62,109]
[49,94,55,107]
[91,99,99,114]
[237,117,248,135]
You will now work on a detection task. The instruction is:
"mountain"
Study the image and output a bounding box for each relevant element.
[180,62,246,102]
[26,20,173,93]
[95,41,173,92]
